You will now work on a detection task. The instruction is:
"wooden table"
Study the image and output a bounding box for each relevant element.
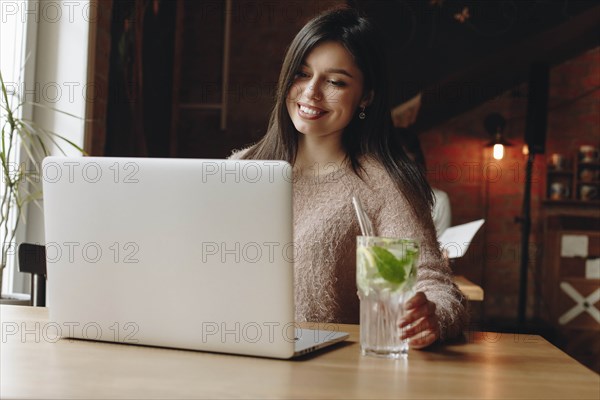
[454,275,484,301]
[1,305,598,399]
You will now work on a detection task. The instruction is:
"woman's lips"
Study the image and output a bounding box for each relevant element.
[298,103,327,120]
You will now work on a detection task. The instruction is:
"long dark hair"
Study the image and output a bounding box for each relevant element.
[240,6,433,214]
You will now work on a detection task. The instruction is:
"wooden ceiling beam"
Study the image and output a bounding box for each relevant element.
[412,5,600,133]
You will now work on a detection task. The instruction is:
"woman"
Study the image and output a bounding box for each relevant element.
[231,7,467,349]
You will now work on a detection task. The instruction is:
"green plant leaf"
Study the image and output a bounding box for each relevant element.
[44,129,87,155]
[26,101,84,121]
[1,67,86,276]
[369,246,408,284]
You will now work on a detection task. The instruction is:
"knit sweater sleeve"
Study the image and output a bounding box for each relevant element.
[370,167,468,341]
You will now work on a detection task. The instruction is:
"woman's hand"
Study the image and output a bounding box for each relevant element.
[399,291,440,349]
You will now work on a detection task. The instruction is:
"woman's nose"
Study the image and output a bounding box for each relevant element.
[304,80,322,101]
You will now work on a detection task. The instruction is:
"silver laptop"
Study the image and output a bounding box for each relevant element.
[42,156,348,358]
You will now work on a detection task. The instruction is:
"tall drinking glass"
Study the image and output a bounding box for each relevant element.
[356,236,419,358]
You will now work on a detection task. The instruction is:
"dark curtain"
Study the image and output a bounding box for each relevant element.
[105,0,176,157]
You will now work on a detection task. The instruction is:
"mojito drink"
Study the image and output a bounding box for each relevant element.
[356,236,418,358]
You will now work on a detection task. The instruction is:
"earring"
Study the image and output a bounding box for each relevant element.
[359,106,366,120]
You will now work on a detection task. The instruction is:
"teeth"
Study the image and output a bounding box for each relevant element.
[300,105,321,115]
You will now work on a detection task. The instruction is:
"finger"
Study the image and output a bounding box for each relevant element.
[409,330,438,349]
[400,301,436,327]
[400,315,435,339]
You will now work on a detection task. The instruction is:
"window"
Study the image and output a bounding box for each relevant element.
[1,0,34,294]
[1,1,90,295]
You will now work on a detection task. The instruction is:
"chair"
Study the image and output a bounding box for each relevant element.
[18,243,46,307]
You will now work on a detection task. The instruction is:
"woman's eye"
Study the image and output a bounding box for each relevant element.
[295,71,309,79]
[328,80,346,87]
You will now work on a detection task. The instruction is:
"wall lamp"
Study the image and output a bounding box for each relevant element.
[484,113,511,160]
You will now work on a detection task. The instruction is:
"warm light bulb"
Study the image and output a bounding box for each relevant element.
[493,144,504,160]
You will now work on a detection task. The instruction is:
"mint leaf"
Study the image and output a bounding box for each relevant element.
[370,246,408,284]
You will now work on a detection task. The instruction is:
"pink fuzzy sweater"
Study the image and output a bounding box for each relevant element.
[230,148,468,340]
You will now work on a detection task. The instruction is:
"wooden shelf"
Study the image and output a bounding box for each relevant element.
[546,151,600,202]
[547,170,573,176]
[560,277,600,284]
[576,180,600,185]
[578,161,600,167]
[543,199,600,207]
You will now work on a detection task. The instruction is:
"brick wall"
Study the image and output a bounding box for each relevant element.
[419,46,600,322]
[174,0,345,158]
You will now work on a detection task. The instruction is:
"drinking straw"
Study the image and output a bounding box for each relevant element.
[352,196,375,236]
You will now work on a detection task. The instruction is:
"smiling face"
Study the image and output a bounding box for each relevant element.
[286,41,368,141]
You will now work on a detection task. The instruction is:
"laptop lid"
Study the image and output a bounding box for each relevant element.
[42,156,299,358]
